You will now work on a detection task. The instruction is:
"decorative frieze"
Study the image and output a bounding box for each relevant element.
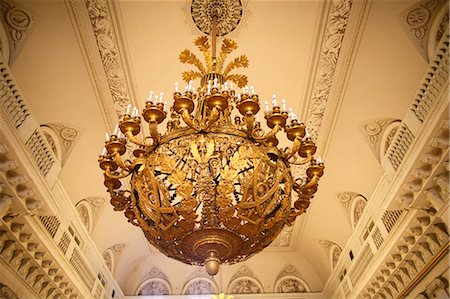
[84,0,133,116]
[305,0,353,140]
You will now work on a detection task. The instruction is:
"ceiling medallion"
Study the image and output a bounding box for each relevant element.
[99,3,324,276]
[190,0,243,36]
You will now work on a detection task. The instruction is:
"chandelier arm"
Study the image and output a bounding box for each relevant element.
[285,137,301,160]
[105,168,132,180]
[203,106,221,130]
[243,112,255,136]
[112,152,131,171]
[179,108,199,131]
[298,174,320,196]
[148,121,161,144]
[126,131,152,147]
[289,153,313,165]
[289,206,308,218]
[251,124,281,141]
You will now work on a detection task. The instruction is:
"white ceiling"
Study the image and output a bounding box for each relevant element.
[9,0,428,295]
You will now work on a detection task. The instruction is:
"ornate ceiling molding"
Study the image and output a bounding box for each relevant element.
[65,0,132,131]
[304,0,372,159]
[305,0,353,140]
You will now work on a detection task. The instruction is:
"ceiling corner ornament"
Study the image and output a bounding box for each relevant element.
[185,0,248,38]
[41,123,81,165]
[271,225,294,247]
[0,0,33,63]
[361,118,401,161]
[305,0,352,140]
[99,6,325,275]
[319,240,342,270]
[84,0,133,115]
[401,0,447,61]
[337,192,367,227]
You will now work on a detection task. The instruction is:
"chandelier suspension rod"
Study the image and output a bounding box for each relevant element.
[211,10,219,61]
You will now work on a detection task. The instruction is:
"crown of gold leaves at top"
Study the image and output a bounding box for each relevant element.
[179,36,249,88]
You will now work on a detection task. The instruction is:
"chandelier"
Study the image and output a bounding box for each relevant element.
[98,3,324,276]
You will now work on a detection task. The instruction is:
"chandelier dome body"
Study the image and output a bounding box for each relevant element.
[99,34,324,275]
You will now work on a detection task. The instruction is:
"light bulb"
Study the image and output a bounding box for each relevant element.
[126,104,132,115]
[148,91,154,102]
[159,92,164,103]
[250,86,255,95]
[174,82,179,92]
[101,147,107,156]
[264,101,269,112]
[281,99,286,112]
[272,94,278,107]
[105,132,109,141]
[304,128,310,139]
[112,124,119,136]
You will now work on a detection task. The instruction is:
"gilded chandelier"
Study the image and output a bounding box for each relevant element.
[99,10,324,276]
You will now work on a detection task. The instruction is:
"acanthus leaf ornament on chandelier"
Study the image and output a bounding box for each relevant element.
[98,2,324,276]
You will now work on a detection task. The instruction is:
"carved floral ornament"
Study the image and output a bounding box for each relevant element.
[274,264,310,293]
[0,0,33,63]
[360,118,401,162]
[401,0,448,61]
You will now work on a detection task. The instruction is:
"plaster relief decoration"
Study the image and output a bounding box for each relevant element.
[137,279,170,295]
[360,118,401,162]
[185,0,249,38]
[41,123,81,166]
[0,283,18,299]
[401,0,448,61]
[415,274,449,299]
[337,192,367,228]
[136,267,171,295]
[0,0,33,64]
[85,0,133,115]
[228,265,263,294]
[271,225,294,247]
[102,243,125,275]
[102,248,114,272]
[75,201,92,233]
[0,143,43,216]
[305,0,352,140]
[319,240,343,271]
[183,277,217,295]
[396,117,448,209]
[75,197,105,232]
[274,264,310,293]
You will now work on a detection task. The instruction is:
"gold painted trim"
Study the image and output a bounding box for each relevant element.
[396,242,449,299]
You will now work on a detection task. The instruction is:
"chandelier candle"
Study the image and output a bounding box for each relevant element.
[99,26,324,276]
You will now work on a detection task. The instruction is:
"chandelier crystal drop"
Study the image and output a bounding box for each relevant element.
[99,14,324,276]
